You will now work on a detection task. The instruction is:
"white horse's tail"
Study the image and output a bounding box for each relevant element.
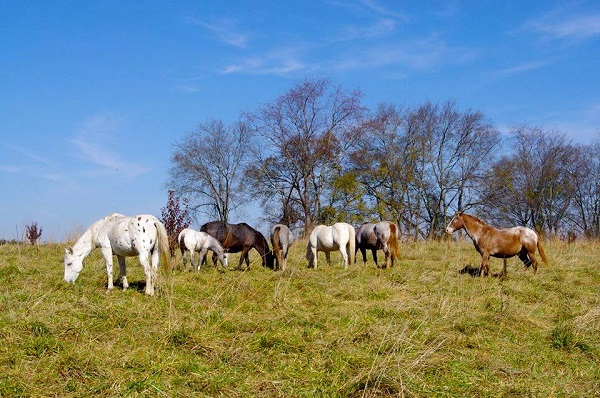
[348,224,356,266]
[154,220,172,272]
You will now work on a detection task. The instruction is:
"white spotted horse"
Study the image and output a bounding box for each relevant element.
[64,213,171,295]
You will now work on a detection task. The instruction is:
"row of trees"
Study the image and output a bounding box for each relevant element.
[167,78,600,240]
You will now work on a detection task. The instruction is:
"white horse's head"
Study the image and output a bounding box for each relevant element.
[64,247,84,283]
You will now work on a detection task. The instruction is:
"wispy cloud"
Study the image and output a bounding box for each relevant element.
[189,17,251,48]
[331,35,476,73]
[0,165,19,173]
[336,18,397,42]
[8,144,57,169]
[527,12,600,40]
[174,84,202,93]
[490,60,550,78]
[330,0,409,20]
[222,48,309,76]
[71,114,150,179]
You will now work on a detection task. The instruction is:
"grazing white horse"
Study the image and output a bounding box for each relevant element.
[178,228,228,271]
[64,213,171,296]
[270,224,295,271]
[306,222,356,269]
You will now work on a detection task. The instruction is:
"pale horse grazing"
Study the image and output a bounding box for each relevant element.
[306,222,356,269]
[64,213,171,296]
[178,228,228,271]
[270,224,295,271]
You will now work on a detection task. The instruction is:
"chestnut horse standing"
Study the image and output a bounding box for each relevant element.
[446,212,548,277]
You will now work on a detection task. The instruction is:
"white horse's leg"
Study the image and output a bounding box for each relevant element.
[339,246,349,269]
[189,249,195,272]
[150,248,159,295]
[282,246,288,271]
[182,246,188,270]
[138,251,155,296]
[325,251,331,266]
[101,248,115,291]
[381,242,390,268]
[312,247,318,269]
[117,255,128,290]
[197,248,208,271]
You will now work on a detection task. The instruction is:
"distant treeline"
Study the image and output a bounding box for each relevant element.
[167,78,600,240]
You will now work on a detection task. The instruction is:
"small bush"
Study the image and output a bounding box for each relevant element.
[160,190,191,257]
[25,222,43,245]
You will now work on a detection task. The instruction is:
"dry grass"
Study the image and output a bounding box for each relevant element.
[0,239,598,396]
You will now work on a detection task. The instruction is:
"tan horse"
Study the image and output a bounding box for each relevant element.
[446,212,548,277]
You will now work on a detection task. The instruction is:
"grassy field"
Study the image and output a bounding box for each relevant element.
[0,239,598,397]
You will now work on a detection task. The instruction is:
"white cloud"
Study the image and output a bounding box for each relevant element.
[0,165,19,173]
[71,114,151,179]
[490,60,550,78]
[331,36,476,73]
[190,17,251,48]
[222,49,308,76]
[527,13,600,40]
[338,18,397,41]
[8,144,57,169]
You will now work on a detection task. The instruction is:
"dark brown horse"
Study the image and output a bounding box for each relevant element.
[355,221,401,268]
[200,221,275,270]
[446,212,548,277]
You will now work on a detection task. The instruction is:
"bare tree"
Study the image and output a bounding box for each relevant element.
[168,119,251,222]
[378,100,500,239]
[569,138,600,238]
[245,78,366,232]
[481,126,576,235]
[348,104,417,234]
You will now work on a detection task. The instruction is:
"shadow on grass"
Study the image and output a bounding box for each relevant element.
[110,280,147,292]
[458,264,481,277]
[459,264,507,279]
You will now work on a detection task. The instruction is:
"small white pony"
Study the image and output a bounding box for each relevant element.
[306,222,356,269]
[64,213,171,296]
[178,228,228,271]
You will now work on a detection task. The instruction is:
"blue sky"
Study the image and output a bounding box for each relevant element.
[1,1,599,241]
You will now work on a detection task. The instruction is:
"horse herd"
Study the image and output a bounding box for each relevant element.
[63,212,548,295]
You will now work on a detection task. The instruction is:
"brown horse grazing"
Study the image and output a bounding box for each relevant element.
[355,221,401,268]
[200,221,275,270]
[446,212,548,277]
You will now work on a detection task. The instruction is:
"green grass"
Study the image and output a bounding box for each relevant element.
[0,239,598,397]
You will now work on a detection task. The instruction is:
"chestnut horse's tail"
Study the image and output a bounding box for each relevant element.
[154,220,172,272]
[537,237,548,265]
[388,222,401,262]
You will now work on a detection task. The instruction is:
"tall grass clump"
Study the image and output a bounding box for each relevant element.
[0,238,598,396]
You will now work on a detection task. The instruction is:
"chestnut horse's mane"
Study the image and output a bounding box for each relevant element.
[460,212,490,227]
